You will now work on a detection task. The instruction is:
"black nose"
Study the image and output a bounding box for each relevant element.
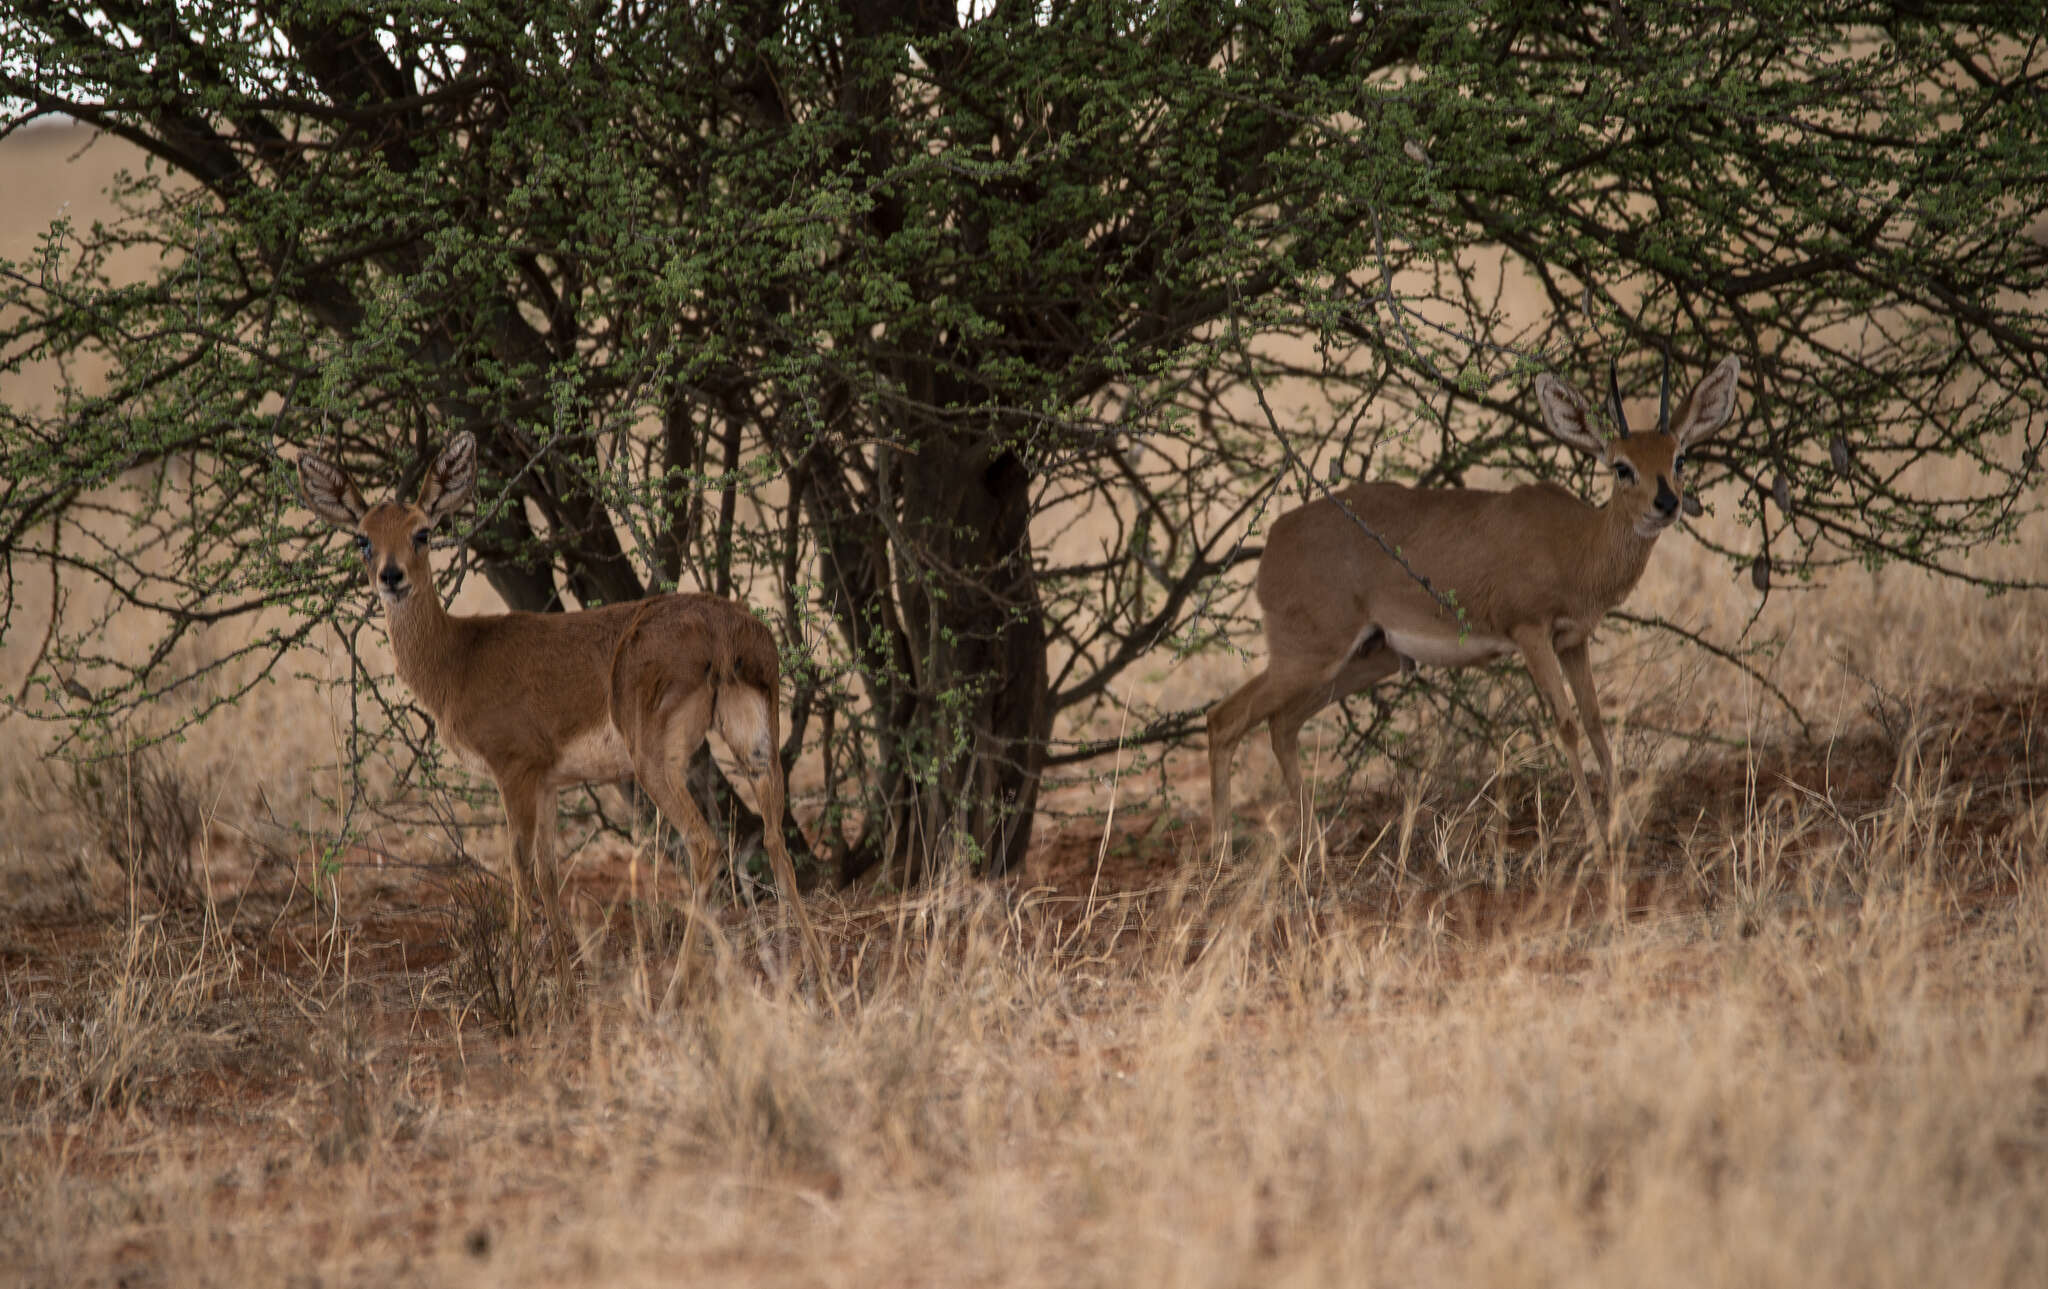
[1654,478,1680,516]
[379,564,406,590]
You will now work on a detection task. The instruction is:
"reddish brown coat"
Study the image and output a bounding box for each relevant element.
[298,434,827,1006]
[1208,355,1743,856]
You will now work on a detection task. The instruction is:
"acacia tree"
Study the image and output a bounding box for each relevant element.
[3,2,2043,882]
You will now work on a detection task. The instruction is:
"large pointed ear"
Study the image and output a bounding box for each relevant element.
[416,432,477,527]
[1534,373,1612,462]
[1671,356,1742,449]
[297,448,369,529]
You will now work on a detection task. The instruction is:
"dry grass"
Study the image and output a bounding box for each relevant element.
[3,673,2045,1286]
[5,121,2048,1287]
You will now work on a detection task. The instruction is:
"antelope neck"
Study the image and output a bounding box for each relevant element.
[383,582,463,714]
[1590,493,1662,602]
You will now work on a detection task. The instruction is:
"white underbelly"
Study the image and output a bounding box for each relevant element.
[1383,628,1517,668]
[549,724,636,786]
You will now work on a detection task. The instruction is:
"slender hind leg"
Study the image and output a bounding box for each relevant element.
[745,739,835,1008]
[1209,656,1330,847]
[627,687,722,1009]
[713,685,835,1009]
[1207,670,1277,844]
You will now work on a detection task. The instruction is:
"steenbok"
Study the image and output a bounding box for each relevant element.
[1208,353,1742,856]
[298,432,828,1000]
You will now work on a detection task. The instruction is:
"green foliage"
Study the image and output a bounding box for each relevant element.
[2,1,2043,878]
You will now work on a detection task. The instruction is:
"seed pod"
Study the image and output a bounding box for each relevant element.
[1750,558,1771,592]
[1771,472,1793,515]
[1682,494,1704,518]
[1829,434,1853,477]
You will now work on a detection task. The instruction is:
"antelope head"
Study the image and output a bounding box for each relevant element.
[298,432,477,610]
[1534,354,1742,539]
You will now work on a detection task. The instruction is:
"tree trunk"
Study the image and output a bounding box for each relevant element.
[469,482,564,614]
[891,435,1050,879]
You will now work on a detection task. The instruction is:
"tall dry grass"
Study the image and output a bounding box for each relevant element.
[5,774,2045,1286]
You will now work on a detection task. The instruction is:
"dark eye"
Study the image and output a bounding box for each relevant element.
[352,534,371,557]
[1614,461,1639,484]
[1672,453,1686,475]
[412,529,431,550]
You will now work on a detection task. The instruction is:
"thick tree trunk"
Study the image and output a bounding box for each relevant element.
[893,437,1050,879]
[800,422,1051,886]
[469,486,565,614]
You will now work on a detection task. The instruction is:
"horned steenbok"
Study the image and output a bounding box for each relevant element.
[298,432,828,1002]
[1208,353,1743,856]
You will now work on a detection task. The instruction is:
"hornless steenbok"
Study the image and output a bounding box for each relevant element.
[1208,353,1743,856]
[298,432,828,1000]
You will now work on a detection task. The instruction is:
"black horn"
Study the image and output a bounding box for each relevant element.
[1607,359,1629,434]
[1657,349,1672,434]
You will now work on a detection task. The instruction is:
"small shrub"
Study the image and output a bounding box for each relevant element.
[67,746,206,911]
[442,869,557,1034]
[1,912,235,1120]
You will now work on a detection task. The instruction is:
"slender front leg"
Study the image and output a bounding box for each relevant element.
[498,769,575,998]
[1558,641,1617,801]
[1510,625,1606,861]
